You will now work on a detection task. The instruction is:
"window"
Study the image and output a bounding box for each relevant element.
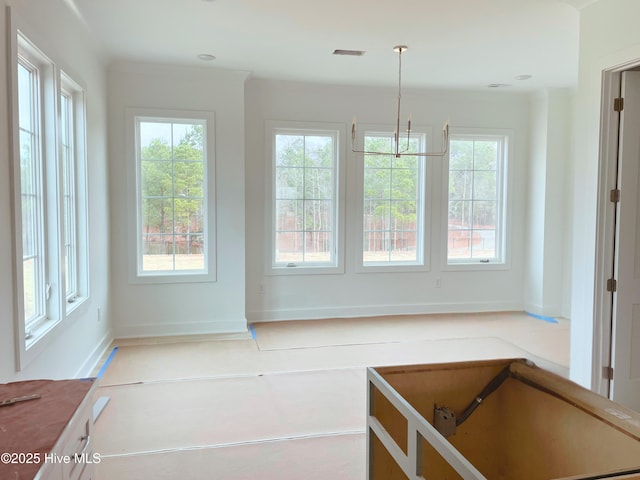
[361,131,427,268]
[59,72,88,307]
[129,111,215,283]
[17,51,46,332]
[61,88,76,298]
[267,121,345,274]
[10,30,89,366]
[446,130,509,266]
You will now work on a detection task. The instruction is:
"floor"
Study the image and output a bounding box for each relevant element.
[93,311,570,479]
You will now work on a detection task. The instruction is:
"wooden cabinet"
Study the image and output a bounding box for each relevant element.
[367,359,640,479]
[0,378,97,480]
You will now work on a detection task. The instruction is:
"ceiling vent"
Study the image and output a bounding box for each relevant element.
[333,49,366,56]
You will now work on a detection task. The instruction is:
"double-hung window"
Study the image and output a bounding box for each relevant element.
[128,110,216,283]
[446,129,510,267]
[359,129,428,270]
[267,121,345,274]
[11,29,89,367]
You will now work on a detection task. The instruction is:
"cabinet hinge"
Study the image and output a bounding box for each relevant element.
[607,278,617,292]
[603,366,614,380]
[614,97,624,112]
[610,189,621,203]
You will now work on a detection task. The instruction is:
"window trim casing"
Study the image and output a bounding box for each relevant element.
[8,10,91,371]
[354,123,433,273]
[126,108,217,284]
[441,127,513,271]
[265,120,346,276]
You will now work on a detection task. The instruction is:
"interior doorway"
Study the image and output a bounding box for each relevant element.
[596,63,640,411]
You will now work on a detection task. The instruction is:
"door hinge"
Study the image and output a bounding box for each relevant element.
[610,189,621,203]
[614,97,624,112]
[607,278,617,292]
[603,366,614,380]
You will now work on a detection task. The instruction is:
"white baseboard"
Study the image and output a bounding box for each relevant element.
[248,301,523,323]
[74,330,113,379]
[114,318,248,339]
[523,303,563,319]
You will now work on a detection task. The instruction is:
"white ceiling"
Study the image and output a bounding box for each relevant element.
[66,0,584,92]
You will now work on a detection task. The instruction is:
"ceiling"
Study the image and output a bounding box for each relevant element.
[65,0,587,92]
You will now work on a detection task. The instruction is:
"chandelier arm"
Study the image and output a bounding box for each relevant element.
[351,121,449,157]
[395,47,403,157]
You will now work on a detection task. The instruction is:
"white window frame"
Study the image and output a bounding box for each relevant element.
[15,42,51,338]
[60,71,89,311]
[265,120,346,276]
[9,16,91,370]
[355,124,432,273]
[442,127,512,271]
[60,87,76,299]
[126,108,216,284]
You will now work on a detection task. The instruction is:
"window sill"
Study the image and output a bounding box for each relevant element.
[66,295,88,316]
[443,261,509,272]
[129,271,217,285]
[357,263,429,274]
[19,317,63,370]
[267,264,344,276]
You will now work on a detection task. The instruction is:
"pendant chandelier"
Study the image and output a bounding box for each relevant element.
[351,45,449,158]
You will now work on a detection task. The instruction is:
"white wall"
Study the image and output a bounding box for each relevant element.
[108,63,248,338]
[525,89,571,317]
[0,0,111,382]
[570,0,640,388]
[525,92,549,312]
[245,79,531,321]
[0,2,582,378]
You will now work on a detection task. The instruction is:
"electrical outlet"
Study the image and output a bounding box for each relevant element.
[436,278,442,288]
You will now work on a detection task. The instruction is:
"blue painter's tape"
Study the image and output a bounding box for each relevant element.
[526,311,559,324]
[96,346,119,379]
[249,324,257,340]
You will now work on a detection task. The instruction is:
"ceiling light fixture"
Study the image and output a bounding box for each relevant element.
[197,54,216,61]
[351,45,449,158]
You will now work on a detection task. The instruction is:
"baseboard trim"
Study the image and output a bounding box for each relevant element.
[248,301,523,323]
[74,330,113,379]
[523,303,563,319]
[114,319,248,339]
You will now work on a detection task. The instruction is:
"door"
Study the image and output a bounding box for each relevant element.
[611,70,640,411]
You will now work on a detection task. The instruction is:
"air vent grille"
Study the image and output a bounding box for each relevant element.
[333,49,366,56]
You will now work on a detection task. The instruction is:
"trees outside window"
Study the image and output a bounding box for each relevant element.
[267,121,345,275]
[447,132,509,265]
[362,132,426,266]
[135,118,211,275]
[273,132,336,265]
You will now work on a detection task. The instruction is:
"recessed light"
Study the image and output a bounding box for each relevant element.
[514,74,533,81]
[488,83,511,88]
[197,54,216,61]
